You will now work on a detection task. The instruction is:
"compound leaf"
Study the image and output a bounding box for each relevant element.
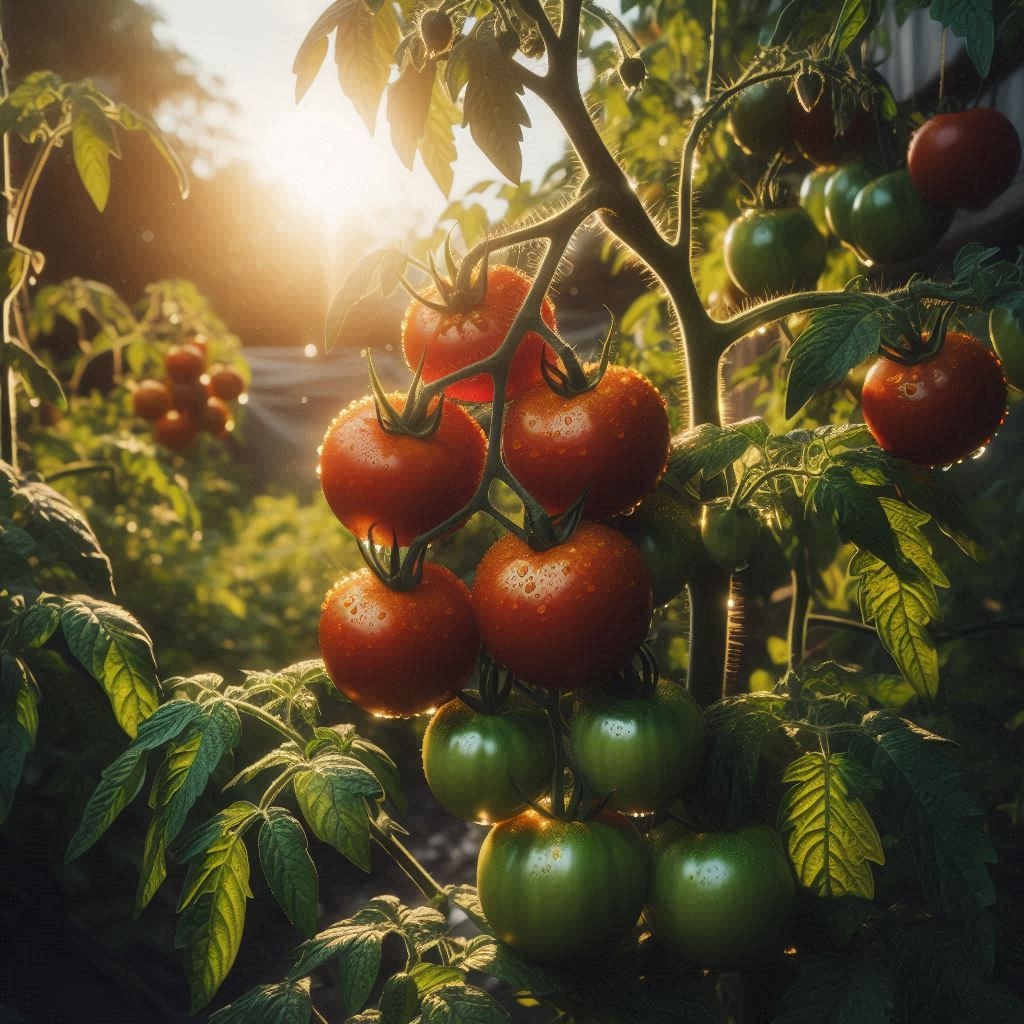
[259,808,319,937]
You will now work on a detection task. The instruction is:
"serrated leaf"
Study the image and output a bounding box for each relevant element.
[409,963,464,996]
[259,809,319,937]
[324,246,408,350]
[774,953,891,1024]
[420,75,459,196]
[456,936,566,998]
[930,0,994,77]
[209,979,313,1024]
[224,746,303,790]
[785,299,896,417]
[351,737,408,817]
[852,714,997,969]
[334,0,400,133]
[0,656,37,825]
[419,985,511,1024]
[58,595,158,736]
[668,423,755,484]
[175,828,253,1011]
[779,751,885,899]
[176,802,260,864]
[398,904,448,950]
[70,92,121,212]
[289,920,390,1013]
[114,103,190,199]
[381,973,420,1024]
[5,598,60,651]
[953,243,1001,282]
[830,0,875,56]
[293,756,383,870]
[388,58,436,170]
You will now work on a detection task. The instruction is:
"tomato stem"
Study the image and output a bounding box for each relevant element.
[369,820,445,901]
[787,546,812,670]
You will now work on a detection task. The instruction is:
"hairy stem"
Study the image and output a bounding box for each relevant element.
[787,546,812,670]
[370,821,445,901]
[0,12,15,468]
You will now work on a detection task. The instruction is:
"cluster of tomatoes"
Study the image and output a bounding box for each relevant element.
[315,264,797,966]
[130,339,246,452]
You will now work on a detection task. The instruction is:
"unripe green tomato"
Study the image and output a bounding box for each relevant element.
[989,306,1024,393]
[728,79,792,158]
[571,679,706,814]
[799,166,833,236]
[823,162,874,245]
[700,500,760,571]
[723,207,826,298]
[422,694,553,824]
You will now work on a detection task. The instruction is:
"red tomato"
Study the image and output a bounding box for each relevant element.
[401,265,557,403]
[472,523,652,689]
[202,396,232,436]
[318,393,487,546]
[164,343,206,381]
[501,365,671,519]
[319,563,480,717]
[132,379,171,421]
[207,365,246,401]
[908,107,1022,209]
[790,93,873,166]
[153,410,199,452]
[861,332,1007,467]
[168,377,209,415]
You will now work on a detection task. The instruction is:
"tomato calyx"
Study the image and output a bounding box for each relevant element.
[521,484,590,552]
[356,526,428,593]
[458,651,517,715]
[876,302,954,367]
[538,324,614,396]
[601,643,660,701]
[367,351,446,439]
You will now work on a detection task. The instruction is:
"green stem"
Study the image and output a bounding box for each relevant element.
[704,0,718,103]
[734,467,813,509]
[233,700,306,746]
[0,11,16,469]
[9,133,60,248]
[787,546,812,670]
[370,821,445,901]
[545,687,567,817]
[806,613,876,637]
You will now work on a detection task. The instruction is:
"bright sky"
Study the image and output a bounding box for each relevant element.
[151,0,565,236]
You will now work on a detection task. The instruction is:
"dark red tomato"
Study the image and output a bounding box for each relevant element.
[990,307,1024,392]
[790,93,873,166]
[724,207,826,298]
[164,343,206,381]
[472,523,652,689]
[207,365,246,401]
[477,808,649,963]
[570,679,706,814]
[728,79,792,158]
[422,694,553,823]
[645,822,796,968]
[908,107,1022,209]
[401,265,557,403]
[132,379,171,421]
[319,563,480,717]
[502,365,671,520]
[202,396,232,437]
[849,170,952,266]
[153,410,199,452]
[823,161,874,245]
[861,331,1007,467]
[169,377,209,416]
[318,393,487,546]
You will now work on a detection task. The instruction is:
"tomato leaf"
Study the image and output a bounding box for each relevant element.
[5,598,61,651]
[324,246,409,351]
[852,713,997,970]
[929,0,995,77]
[258,809,319,937]
[69,91,121,212]
[774,953,892,1024]
[380,972,420,1024]
[114,103,190,199]
[208,979,313,1024]
[829,0,876,58]
[0,336,65,408]
[419,75,460,197]
[419,985,510,1024]
[292,754,384,870]
[288,919,392,1008]
[351,737,408,818]
[456,936,567,998]
[387,58,437,170]
[668,423,755,484]
[334,0,401,133]
[778,751,885,899]
[57,595,160,735]
[0,654,38,824]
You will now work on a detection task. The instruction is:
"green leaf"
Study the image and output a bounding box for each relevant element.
[324,246,408,351]
[175,827,253,1011]
[224,746,304,790]
[351,737,408,817]
[456,936,566,998]
[293,755,383,870]
[419,985,511,1024]
[830,0,876,56]
[0,245,31,299]
[293,2,348,102]
[930,0,995,77]
[785,298,897,417]
[176,802,260,863]
[668,423,755,484]
[65,699,204,860]
[381,973,421,1024]
[774,953,892,1024]
[58,595,159,736]
[853,715,997,968]
[387,59,436,171]
[409,963,464,996]
[69,92,121,212]
[851,500,947,700]
[0,655,37,825]
[5,598,60,651]
[334,0,401,133]
[455,19,530,184]
[779,751,885,899]
[114,103,190,199]
[259,809,319,937]
[289,920,389,1013]
[209,979,313,1024]
[419,76,459,197]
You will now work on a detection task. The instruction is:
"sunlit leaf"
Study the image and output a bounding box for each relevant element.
[0,337,66,408]
[668,423,756,483]
[419,985,511,1024]
[334,0,401,134]
[419,76,460,197]
[208,979,313,1024]
[829,0,876,56]
[70,92,121,212]
[115,104,190,199]
[324,246,408,350]
[259,809,319,937]
[294,33,331,103]
[388,58,437,170]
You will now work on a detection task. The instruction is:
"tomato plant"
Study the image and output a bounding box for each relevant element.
[860,331,1007,467]
[798,166,832,236]
[990,306,1024,392]
[908,107,1022,209]
[823,161,874,245]
[728,79,792,158]
[501,364,671,519]
[789,92,873,165]
[700,499,761,571]
[472,523,652,689]
[131,379,171,421]
[207,365,246,401]
[724,207,826,297]
[401,264,557,403]
[422,693,553,823]
[319,563,480,716]
[318,393,487,545]
[476,808,649,963]
[164,342,206,381]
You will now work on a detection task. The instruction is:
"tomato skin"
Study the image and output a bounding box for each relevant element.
[477,808,649,963]
[570,679,706,814]
[319,563,479,717]
[724,208,826,298]
[849,170,952,266]
[502,365,671,520]
[401,265,557,403]
[990,307,1024,392]
[823,162,874,244]
[728,79,792,158]
[790,95,873,166]
[608,486,702,606]
[860,332,1007,467]
[207,366,246,401]
[798,166,833,236]
[318,393,487,546]
[472,523,652,689]
[908,107,1022,209]
[645,822,796,968]
[132,379,172,421]
[701,501,760,572]
[422,694,553,824]
[153,410,199,452]
[202,396,232,437]
[164,344,206,381]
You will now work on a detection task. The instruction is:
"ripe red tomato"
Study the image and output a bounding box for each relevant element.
[477,808,649,963]
[860,331,1007,467]
[153,410,199,452]
[908,107,1022,209]
[168,377,209,415]
[132,379,171,421]
[164,343,206,381]
[319,563,480,717]
[207,365,246,401]
[790,93,873,166]
[318,393,487,546]
[471,523,652,689]
[401,265,557,403]
[723,207,826,298]
[501,365,671,519]
[202,396,232,436]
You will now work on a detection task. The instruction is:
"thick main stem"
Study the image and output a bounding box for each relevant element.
[787,546,812,670]
[0,6,16,469]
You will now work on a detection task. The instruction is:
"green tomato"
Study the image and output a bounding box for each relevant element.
[823,162,874,245]
[570,679,706,814]
[645,822,796,968]
[724,207,826,299]
[700,500,760,572]
[477,808,649,963]
[849,170,953,266]
[728,79,792,158]
[989,306,1024,393]
[422,694,553,824]
[798,166,833,236]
